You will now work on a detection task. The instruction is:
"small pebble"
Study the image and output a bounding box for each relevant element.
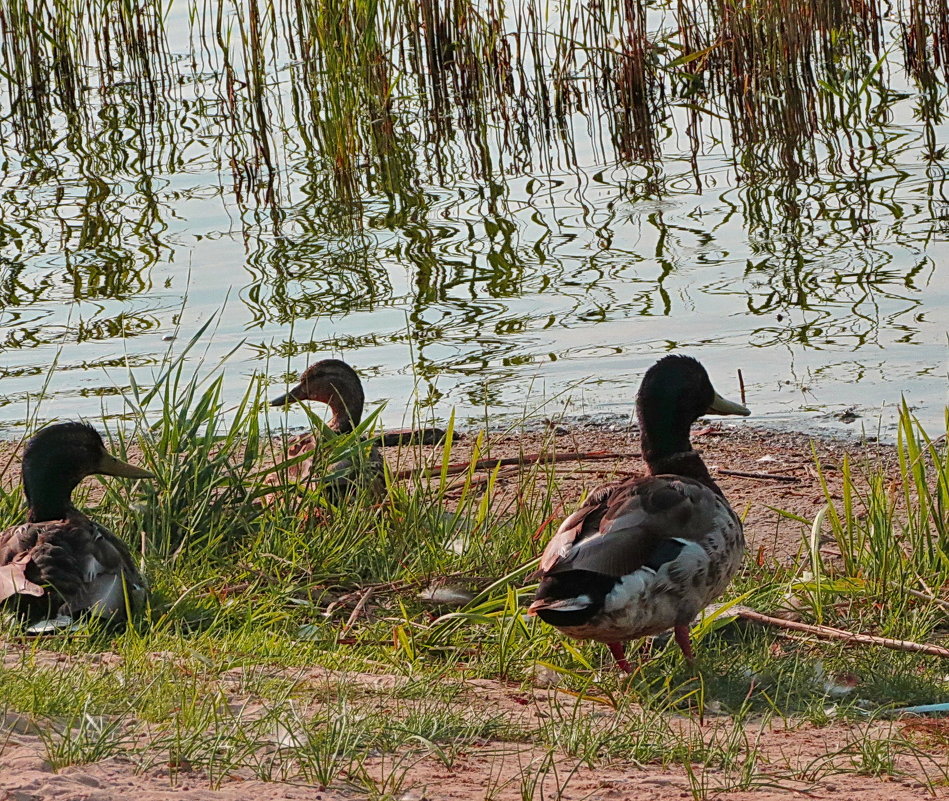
[418,584,476,607]
[1,711,42,735]
[530,663,561,688]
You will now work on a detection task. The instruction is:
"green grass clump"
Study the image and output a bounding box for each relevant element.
[782,402,949,644]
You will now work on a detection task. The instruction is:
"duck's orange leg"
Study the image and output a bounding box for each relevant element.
[673,625,695,664]
[607,641,633,674]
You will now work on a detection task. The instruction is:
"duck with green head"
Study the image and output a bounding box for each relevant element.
[0,422,153,630]
[529,355,750,671]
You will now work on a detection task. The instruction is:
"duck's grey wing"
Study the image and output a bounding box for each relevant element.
[56,519,146,618]
[2,514,144,619]
[325,441,386,501]
[539,476,728,580]
[536,483,613,575]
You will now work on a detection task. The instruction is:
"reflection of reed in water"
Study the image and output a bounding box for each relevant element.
[1,0,946,198]
[0,0,946,378]
[674,0,888,182]
[242,231,394,326]
[0,0,180,303]
[902,0,949,84]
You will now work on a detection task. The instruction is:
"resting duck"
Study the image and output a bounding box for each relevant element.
[529,355,750,671]
[0,422,153,631]
[270,359,384,501]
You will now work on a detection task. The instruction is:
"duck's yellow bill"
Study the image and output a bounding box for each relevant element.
[98,453,154,479]
[707,392,750,417]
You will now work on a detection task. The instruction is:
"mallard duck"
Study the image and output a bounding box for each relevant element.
[528,355,750,671]
[270,359,384,501]
[0,422,153,631]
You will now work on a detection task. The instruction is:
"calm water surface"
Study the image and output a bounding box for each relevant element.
[0,1,946,439]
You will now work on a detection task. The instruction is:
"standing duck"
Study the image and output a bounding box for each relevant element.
[529,355,750,672]
[270,359,384,502]
[0,422,153,630]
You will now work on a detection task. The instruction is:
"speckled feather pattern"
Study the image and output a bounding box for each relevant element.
[271,433,384,501]
[532,472,744,644]
[0,511,146,621]
[555,480,741,642]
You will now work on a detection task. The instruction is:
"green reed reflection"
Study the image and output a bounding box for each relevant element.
[0,0,945,429]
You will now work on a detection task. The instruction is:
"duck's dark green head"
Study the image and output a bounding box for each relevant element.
[22,422,153,522]
[636,355,749,469]
[270,359,365,432]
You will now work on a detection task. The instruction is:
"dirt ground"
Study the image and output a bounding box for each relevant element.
[2,422,945,801]
[1,667,945,801]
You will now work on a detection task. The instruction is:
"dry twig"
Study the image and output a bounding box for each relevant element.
[342,587,375,632]
[394,451,635,481]
[731,606,949,658]
[717,468,801,483]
